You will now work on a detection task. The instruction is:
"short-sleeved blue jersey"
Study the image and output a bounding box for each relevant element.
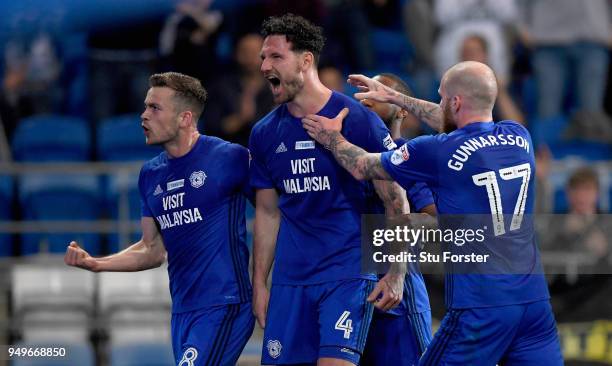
[381,121,549,309]
[249,91,396,285]
[139,135,251,313]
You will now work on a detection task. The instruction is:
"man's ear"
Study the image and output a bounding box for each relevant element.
[452,95,462,113]
[179,111,193,127]
[301,52,314,71]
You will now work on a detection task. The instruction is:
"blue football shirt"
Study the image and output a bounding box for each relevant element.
[249,91,397,285]
[381,121,549,309]
[139,135,251,313]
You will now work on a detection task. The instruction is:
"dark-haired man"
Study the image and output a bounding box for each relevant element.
[249,14,409,366]
[65,72,255,365]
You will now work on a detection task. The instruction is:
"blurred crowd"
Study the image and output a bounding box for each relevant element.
[0,0,611,145]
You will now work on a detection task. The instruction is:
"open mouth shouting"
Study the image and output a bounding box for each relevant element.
[266,75,282,94]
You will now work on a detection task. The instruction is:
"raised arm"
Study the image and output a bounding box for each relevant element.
[302,108,392,181]
[348,74,443,132]
[252,188,280,328]
[64,217,166,272]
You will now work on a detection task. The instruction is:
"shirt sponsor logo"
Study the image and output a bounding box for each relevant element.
[167,179,184,191]
[391,144,409,166]
[189,171,206,188]
[383,134,397,150]
[275,142,287,153]
[295,140,315,150]
[153,184,163,196]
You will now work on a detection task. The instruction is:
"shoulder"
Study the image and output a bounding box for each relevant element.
[497,120,529,134]
[410,133,446,147]
[251,105,283,136]
[205,135,249,161]
[139,152,166,185]
[141,151,166,173]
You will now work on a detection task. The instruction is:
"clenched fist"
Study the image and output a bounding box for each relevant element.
[64,242,100,272]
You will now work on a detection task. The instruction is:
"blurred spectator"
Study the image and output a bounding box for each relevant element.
[323,0,374,71]
[534,145,553,213]
[262,1,326,24]
[88,15,163,122]
[518,0,611,119]
[433,0,518,83]
[319,65,345,93]
[364,0,402,30]
[1,33,63,133]
[201,33,273,147]
[402,0,436,99]
[159,0,223,84]
[459,34,525,124]
[544,167,611,321]
[566,167,603,215]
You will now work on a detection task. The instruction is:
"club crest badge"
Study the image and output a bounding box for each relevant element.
[267,340,282,359]
[189,171,206,188]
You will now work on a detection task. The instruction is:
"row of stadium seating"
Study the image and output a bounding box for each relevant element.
[9,264,173,366]
[2,114,156,256]
[12,114,161,163]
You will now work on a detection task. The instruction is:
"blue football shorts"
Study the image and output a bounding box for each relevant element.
[171,302,255,366]
[419,300,562,365]
[362,310,432,366]
[261,279,375,365]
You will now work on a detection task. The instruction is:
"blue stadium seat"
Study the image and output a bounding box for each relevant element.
[12,115,101,255]
[10,343,95,366]
[0,175,14,256]
[12,115,90,162]
[19,174,101,255]
[97,114,161,162]
[97,114,161,250]
[110,343,175,366]
[369,28,414,74]
[528,115,569,148]
[548,141,612,161]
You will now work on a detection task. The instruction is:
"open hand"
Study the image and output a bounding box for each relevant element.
[301,107,349,149]
[348,74,397,103]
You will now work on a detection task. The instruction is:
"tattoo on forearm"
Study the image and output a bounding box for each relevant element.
[375,180,407,216]
[325,132,390,180]
[401,94,442,131]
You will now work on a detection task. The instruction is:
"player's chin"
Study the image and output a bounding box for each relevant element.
[145,138,162,146]
[272,92,289,104]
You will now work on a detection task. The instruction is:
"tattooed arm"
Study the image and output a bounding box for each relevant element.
[302,108,393,181]
[348,74,443,132]
[368,179,409,311]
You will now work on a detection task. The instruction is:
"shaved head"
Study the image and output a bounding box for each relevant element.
[441,61,498,112]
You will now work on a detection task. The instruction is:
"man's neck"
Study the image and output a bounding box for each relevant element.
[457,112,493,129]
[165,130,200,159]
[287,79,332,118]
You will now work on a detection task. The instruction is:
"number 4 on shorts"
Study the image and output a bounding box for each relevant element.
[335,311,353,339]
